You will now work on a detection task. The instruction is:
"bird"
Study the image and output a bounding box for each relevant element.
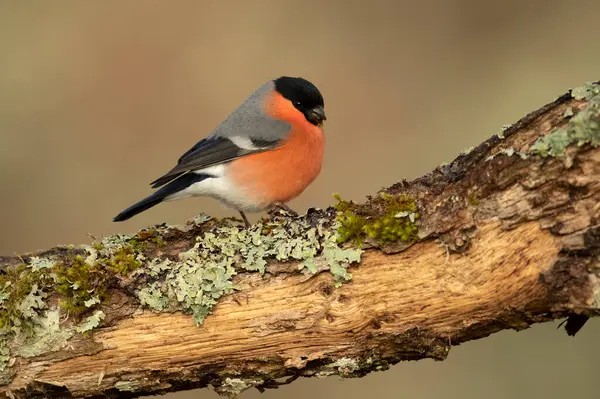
[113,76,326,228]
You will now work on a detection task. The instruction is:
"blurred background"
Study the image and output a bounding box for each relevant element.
[1,0,599,398]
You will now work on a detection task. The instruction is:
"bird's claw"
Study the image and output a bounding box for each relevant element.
[267,203,299,218]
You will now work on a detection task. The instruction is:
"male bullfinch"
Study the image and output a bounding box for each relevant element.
[113,76,326,227]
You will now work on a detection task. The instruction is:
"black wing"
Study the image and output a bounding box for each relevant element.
[150,136,280,188]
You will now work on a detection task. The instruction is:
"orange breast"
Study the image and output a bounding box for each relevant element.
[228,90,325,207]
[228,124,325,206]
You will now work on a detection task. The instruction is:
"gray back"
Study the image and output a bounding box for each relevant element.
[211,81,291,142]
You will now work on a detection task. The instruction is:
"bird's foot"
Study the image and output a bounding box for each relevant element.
[267,202,299,218]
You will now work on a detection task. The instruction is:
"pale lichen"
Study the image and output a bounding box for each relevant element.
[460,146,475,155]
[17,283,48,319]
[572,84,593,100]
[315,229,362,286]
[332,357,360,376]
[28,256,56,272]
[137,282,170,310]
[564,107,574,118]
[218,377,263,396]
[142,246,237,325]
[0,342,10,372]
[14,309,73,358]
[84,296,100,307]
[115,381,139,392]
[485,147,529,162]
[0,264,53,334]
[135,216,363,325]
[530,82,600,157]
[497,124,511,139]
[316,357,362,378]
[96,234,134,256]
[485,82,600,163]
[76,310,106,333]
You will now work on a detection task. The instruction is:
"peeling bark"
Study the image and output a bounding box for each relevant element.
[1,84,600,398]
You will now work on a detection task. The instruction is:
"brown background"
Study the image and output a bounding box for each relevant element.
[1,1,599,398]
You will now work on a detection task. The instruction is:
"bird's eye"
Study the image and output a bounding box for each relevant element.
[293,101,302,108]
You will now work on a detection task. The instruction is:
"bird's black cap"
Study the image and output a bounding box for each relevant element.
[274,76,325,125]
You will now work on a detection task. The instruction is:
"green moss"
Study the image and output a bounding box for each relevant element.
[92,242,104,252]
[334,192,419,246]
[130,228,166,252]
[109,245,143,275]
[530,82,600,157]
[54,245,140,315]
[54,256,102,315]
[334,205,367,244]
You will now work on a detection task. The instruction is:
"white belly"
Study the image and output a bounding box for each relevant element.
[163,165,268,212]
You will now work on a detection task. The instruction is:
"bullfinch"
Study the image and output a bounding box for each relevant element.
[113,76,326,227]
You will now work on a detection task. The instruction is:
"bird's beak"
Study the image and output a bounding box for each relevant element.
[306,105,326,125]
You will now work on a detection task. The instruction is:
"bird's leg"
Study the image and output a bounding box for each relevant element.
[238,211,251,228]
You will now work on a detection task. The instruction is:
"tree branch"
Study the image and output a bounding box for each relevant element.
[2,82,600,398]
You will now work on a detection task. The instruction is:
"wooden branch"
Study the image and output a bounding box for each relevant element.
[2,82,600,398]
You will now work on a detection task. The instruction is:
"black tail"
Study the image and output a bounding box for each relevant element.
[113,173,209,222]
[113,194,164,222]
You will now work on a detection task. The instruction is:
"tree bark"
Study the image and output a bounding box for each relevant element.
[1,83,600,398]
